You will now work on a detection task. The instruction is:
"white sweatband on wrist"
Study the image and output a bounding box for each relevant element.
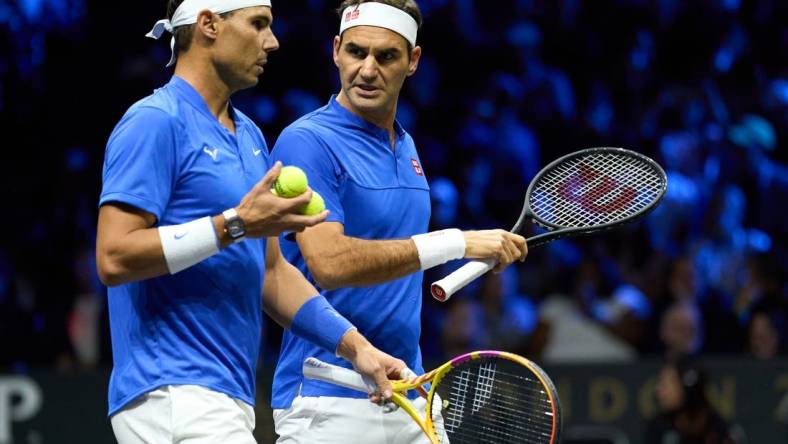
[158,216,220,274]
[411,229,466,270]
[339,2,418,47]
[146,0,273,67]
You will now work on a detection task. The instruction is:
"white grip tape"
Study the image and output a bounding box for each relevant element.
[400,367,418,379]
[430,258,496,302]
[302,358,376,393]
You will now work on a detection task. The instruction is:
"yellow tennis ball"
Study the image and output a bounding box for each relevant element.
[273,166,308,197]
[301,191,325,215]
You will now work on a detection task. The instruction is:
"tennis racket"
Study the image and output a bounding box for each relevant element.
[431,147,667,301]
[303,350,561,444]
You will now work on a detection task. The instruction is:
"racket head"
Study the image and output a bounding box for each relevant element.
[515,147,667,236]
[425,351,561,444]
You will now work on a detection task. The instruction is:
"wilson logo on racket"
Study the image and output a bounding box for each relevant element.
[558,163,638,214]
[431,147,667,302]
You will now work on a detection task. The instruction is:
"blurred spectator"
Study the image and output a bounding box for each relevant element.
[646,131,704,256]
[478,267,542,356]
[694,185,749,298]
[440,298,487,359]
[734,253,783,324]
[436,268,544,360]
[646,357,739,444]
[429,177,460,229]
[667,256,701,303]
[592,284,652,350]
[746,302,785,360]
[659,302,703,360]
[67,246,103,369]
[728,114,788,242]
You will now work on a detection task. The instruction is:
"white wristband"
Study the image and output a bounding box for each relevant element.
[411,229,466,270]
[158,216,220,274]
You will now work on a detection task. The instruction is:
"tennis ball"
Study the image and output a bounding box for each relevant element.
[300,191,325,216]
[273,166,308,197]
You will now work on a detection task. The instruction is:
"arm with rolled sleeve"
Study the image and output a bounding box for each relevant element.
[96,106,184,285]
[272,128,528,290]
[96,108,329,286]
[272,128,423,289]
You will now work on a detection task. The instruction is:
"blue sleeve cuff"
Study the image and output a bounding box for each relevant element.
[291,296,355,355]
[99,191,164,221]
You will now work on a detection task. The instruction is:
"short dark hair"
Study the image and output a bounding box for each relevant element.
[335,0,423,51]
[165,0,235,58]
[167,0,194,57]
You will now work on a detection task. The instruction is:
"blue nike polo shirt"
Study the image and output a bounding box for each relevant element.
[270,96,431,408]
[99,76,269,416]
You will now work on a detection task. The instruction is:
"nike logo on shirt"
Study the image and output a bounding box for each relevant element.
[252,148,262,156]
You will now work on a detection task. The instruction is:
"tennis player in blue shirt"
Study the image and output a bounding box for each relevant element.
[96,1,406,443]
[270,1,528,442]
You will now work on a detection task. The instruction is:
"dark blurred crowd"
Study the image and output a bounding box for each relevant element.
[417,0,788,370]
[1,0,786,378]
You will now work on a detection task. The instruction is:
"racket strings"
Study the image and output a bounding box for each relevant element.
[438,374,554,442]
[432,359,556,443]
[530,152,664,228]
[538,155,660,225]
[536,154,662,226]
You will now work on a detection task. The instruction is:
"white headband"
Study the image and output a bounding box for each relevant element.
[339,3,418,47]
[146,0,272,67]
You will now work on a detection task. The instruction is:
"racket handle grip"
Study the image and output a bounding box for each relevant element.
[430,258,496,302]
[302,358,376,393]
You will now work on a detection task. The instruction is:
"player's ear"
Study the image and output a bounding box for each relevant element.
[195,10,220,41]
[407,46,421,77]
[333,35,342,67]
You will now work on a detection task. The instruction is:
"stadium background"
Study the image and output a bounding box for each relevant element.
[1,0,787,442]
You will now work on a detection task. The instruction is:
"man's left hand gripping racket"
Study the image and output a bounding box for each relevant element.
[303,350,561,444]
[431,147,667,301]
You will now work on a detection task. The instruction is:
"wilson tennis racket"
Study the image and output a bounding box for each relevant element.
[303,350,561,444]
[431,147,667,301]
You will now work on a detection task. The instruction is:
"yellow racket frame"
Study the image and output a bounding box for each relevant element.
[386,350,560,444]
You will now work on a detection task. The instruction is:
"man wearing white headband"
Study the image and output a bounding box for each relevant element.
[270,1,528,442]
[97,1,407,442]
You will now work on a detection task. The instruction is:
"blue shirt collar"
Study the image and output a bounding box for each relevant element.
[168,75,244,131]
[328,95,406,141]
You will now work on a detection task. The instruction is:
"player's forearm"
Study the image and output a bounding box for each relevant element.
[262,252,321,329]
[301,235,421,290]
[264,239,358,356]
[96,225,170,286]
[97,212,231,286]
[335,329,377,362]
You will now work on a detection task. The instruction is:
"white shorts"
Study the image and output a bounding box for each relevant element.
[273,396,431,444]
[111,385,256,444]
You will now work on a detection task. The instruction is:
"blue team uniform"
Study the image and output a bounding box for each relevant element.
[271,96,431,408]
[100,76,270,416]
